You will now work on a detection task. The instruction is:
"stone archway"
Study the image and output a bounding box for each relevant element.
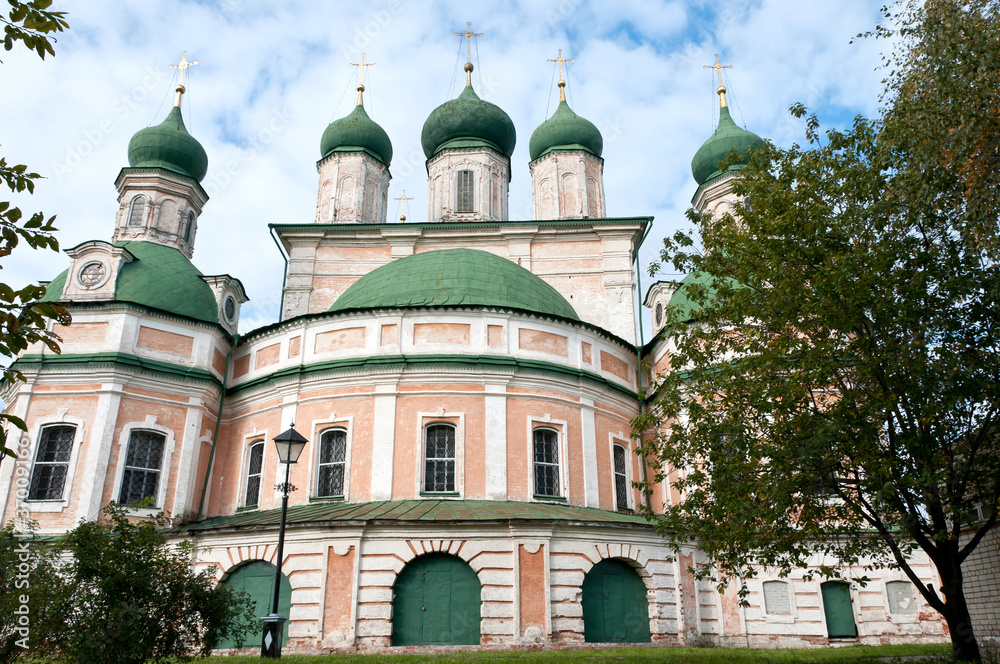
[217,560,291,649]
[581,558,651,643]
[391,553,482,646]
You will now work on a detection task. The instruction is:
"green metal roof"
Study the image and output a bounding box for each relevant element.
[41,241,218,323]
[529,99,603,162]
[330,248,579,320]
[127,106,209,182]
[691,105,764,186]
[667,271,744,323]
[178,500,652,532]
[320,102,393,166]
[421,84,516,159]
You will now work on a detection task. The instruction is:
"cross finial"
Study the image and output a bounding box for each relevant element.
[394,190,413,223]
[704,54,733,108]
[350,53,377,106]
[454,21,484,86]
[547,48,575,102]
[169,51,198,107]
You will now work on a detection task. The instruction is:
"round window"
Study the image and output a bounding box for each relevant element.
[655,302,663,326]
[78,261,107,289]
[223,294,237,324]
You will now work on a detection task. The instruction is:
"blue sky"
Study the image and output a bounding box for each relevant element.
[1,0,889,335]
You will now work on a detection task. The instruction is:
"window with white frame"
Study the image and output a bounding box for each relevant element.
[456,170,474,213]
[27,425,76,500]
[128,195,147,227]
[117,430,166,505]
[423,424,456,493]
[763,580,792,615]
[886,580,916,614]
[533,428,561,497]
[243,440,264,507]
[316,428,347,497]
[613,443,629,510]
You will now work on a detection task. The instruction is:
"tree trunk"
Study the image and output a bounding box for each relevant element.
[939,564,981,662]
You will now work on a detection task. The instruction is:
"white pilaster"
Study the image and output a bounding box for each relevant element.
[76,385,123,522]
[485,383,508,500]
[580,397,600,508]
[370,382,397,500]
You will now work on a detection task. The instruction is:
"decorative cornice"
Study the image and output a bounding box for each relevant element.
[229,353,637,400]
[11,352,222,387]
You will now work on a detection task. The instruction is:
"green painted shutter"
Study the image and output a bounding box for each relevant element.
[821,581,857,637]
[392,553,482,646]
[582,559,651,643]
[218,561,292,649]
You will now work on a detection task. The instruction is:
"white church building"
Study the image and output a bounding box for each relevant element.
[1,43,965,651]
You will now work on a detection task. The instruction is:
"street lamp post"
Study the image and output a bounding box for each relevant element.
[261,425,308,659]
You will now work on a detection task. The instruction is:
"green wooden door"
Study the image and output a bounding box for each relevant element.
[218,561,292,649]
[821,581,857,637]
[581,559,652,643]
[392,553,482,646]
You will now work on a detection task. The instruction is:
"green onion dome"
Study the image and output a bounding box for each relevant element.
[421,85,516,159]
[529,100,603,162]
[691,105,764,186]
[320,102,393,167]
[127,106,209,183]
[330,248,578,320]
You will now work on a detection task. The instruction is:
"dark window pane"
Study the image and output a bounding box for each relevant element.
[424,425,456,492]
[614,445,628,510]
[28,426,76,500]
[456,170,474,212]
[317,430,347,497]
[533,429,560,496]
[244,442,264,506]
[118,431,165,505]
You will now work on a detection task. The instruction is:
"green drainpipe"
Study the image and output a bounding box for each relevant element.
[634,220,654,513]
[196,333,239,521]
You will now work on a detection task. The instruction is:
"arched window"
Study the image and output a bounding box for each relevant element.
[117,430,166,505]
[27,425,76,500]
[763,580,791,615]
[455,170,474,213]
[423,424,456,493]
[243,441,264,507]
[533,428,560,497]
[613,443,629,510]
[127,195,147,227]
[182,211,195,243]
[316,428,347,497]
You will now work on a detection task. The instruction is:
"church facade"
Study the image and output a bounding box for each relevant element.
[0,48,957,651]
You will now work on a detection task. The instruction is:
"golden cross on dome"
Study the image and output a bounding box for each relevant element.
[350,53,376,105]
[547,49,574,102]
[454,21,483,86]
[169,51,198,107]
[394,190,413,223]
[704,53,733,108]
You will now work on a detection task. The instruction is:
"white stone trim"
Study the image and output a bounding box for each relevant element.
[238,432,268,509]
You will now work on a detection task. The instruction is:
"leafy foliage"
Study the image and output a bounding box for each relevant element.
[0,0,71,459]
[638,1,998,660]
[1,508,257,664]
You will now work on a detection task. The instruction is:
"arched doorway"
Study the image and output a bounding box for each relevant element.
[821,581,857,638]
[391,553,481,646]
[217,561,292,649]
[581,559,651,643]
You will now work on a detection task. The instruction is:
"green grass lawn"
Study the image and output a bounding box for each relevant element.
[200,643,951,664]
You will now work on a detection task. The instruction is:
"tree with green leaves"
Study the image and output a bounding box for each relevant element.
[638,1,999,660]
[1,507,257,663]
[0,0,71,460]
